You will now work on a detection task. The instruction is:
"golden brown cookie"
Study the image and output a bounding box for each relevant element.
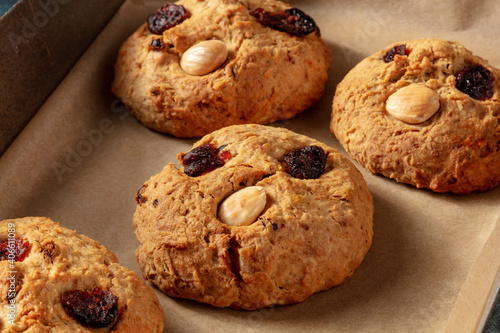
[133,124,373,310]
[112,0,331,137]
[331,38,500,194]
[0,217,164,332]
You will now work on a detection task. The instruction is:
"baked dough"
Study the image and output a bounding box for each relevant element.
[133,124,373,310]
[112,0,331,137]
[331,38,500,194]
[0,217,164,332]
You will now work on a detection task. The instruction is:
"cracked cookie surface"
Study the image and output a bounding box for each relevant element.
[331,38,500,194]
[133,124,373,310]
[0,217,164,332]
[111,0,331,138]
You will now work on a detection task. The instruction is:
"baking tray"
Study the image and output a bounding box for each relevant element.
[0,0,499,331]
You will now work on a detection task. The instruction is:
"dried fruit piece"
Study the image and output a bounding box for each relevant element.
[0,239,30,262]
[135,185,147,205]
[252,7,317,37]
[61,287,118,328]
[147,4,188,35]
[149,37,165,50]
[386,84,440,124]
[218,186,267,226]
[42,241,56,261]
[180,40,228,76]
[284,146,327,179]
[182,144,231,177]
[383,44,409,63]
[456,64,494,100]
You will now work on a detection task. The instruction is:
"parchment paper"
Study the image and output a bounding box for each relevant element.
[0,0,499,332]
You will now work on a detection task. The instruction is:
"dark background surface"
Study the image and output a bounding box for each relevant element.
[0,0,124,155]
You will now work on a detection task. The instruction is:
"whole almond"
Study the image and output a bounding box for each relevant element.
[386,84,440,124]
[180,40,228,76]
[218,186,267,227]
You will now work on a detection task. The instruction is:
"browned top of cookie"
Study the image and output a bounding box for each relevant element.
[134,124,373,310]
[112,0,331,137]
[0,217,164,332]
[331,38,500,194]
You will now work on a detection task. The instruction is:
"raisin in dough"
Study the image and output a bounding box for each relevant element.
[0,217,164,332]
[331,38,500,194]
[112,0,331,137]
[134,124,373,310]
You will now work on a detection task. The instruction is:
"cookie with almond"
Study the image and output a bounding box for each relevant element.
[331,38,500,194]
[112,0,331,137]
[133,124,373,310]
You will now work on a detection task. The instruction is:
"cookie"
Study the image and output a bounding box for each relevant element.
[331,38,500,194]
[0,217,164,332]
[133,124,373,310]
[112,0,331,137]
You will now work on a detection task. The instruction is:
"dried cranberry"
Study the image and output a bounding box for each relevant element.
[147,4,188,35]
[135,185,147,205]
[182,144,231,177]
[383,44,409,63]
[149,37,164,50]
[284,146,327,179]
[252,7,317,37]
[0,239,30,262]
[42,241,56,261]
[61,287,118,328]
[456,64,494,100]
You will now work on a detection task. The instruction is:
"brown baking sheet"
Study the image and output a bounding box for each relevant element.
[1,0,499,332]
